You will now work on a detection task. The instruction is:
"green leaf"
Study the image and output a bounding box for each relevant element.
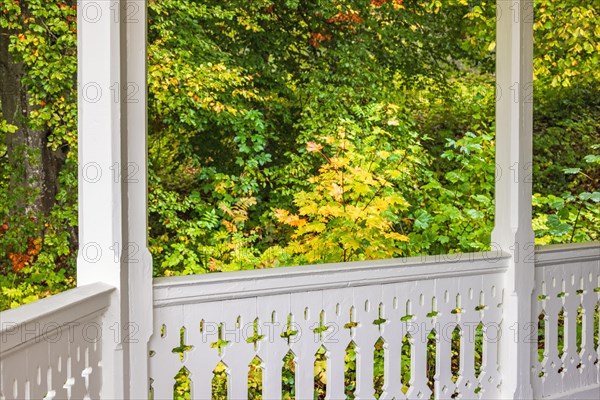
[584,154,600,164]
[414,211,433,230]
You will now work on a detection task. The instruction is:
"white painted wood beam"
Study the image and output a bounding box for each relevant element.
[493,1,535,399]
[77,1,152,398]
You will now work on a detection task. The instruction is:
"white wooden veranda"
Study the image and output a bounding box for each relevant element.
[1,1,599,399]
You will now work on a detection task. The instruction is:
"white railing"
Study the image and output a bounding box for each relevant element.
[531,243,600,399]
[150,251,509,400]
[1,244,597,399]
[0,283,114,400]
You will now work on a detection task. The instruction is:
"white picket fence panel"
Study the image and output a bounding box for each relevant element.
[0,283,114,400]
[150,252,509,400]
[531,244,600,399]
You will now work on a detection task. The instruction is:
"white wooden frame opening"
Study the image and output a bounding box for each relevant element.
[75,1,536,398]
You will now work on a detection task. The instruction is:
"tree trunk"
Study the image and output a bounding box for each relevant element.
[0,28,64,218]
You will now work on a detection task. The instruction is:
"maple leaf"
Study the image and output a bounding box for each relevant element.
[306,141,323,153]
[274,208,307,227]
[330,183,344,200]
[385,232,410,242]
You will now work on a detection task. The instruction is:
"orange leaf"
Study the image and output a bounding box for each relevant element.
[9,252,30,272]
[306,141,323,153]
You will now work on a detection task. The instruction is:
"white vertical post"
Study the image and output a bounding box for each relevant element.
[77,1,152,399]
[124,1,153,398]
[493,1,535,399]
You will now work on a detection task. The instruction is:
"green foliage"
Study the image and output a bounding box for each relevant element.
[0,157,77,309]
[0,0,78,310]
[534,0,600,88]
[532,144,600,244]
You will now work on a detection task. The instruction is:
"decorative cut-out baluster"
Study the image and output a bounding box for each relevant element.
[431,280,456,400]
[314,346,327,400]
[537,267,562,396]
[351,287,379,400]
[426,330,437,399]
[150,307,186,400]
[63,356,74,400]
[43,389,56,400]
[536,281,549,379]
[577,269,598,388]
[24,380,30,400]
[594,303,599,365]
[345,342,357,399]
[248,356,263,400]
[576,305,584,357]
[256,296,289,400]
[45,364,55,400]
[322,290,352,400]
[82,347,92,398]
[81,366,92,394]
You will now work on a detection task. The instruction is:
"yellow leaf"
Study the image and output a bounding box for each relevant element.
[330,183,344,201]
[377,150,390,159]
[385,232,410,242]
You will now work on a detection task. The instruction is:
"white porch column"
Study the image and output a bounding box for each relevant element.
[493,1,535,399]
[77,1,152,399]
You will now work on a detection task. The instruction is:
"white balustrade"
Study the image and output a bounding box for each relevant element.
[531,243,600,399]
[3,244,598,400]
[0,283,114,400]
[150,252,509,400]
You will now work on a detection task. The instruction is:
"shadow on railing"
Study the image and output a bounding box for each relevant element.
[532,243,600,399]
[0,283,114,400]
